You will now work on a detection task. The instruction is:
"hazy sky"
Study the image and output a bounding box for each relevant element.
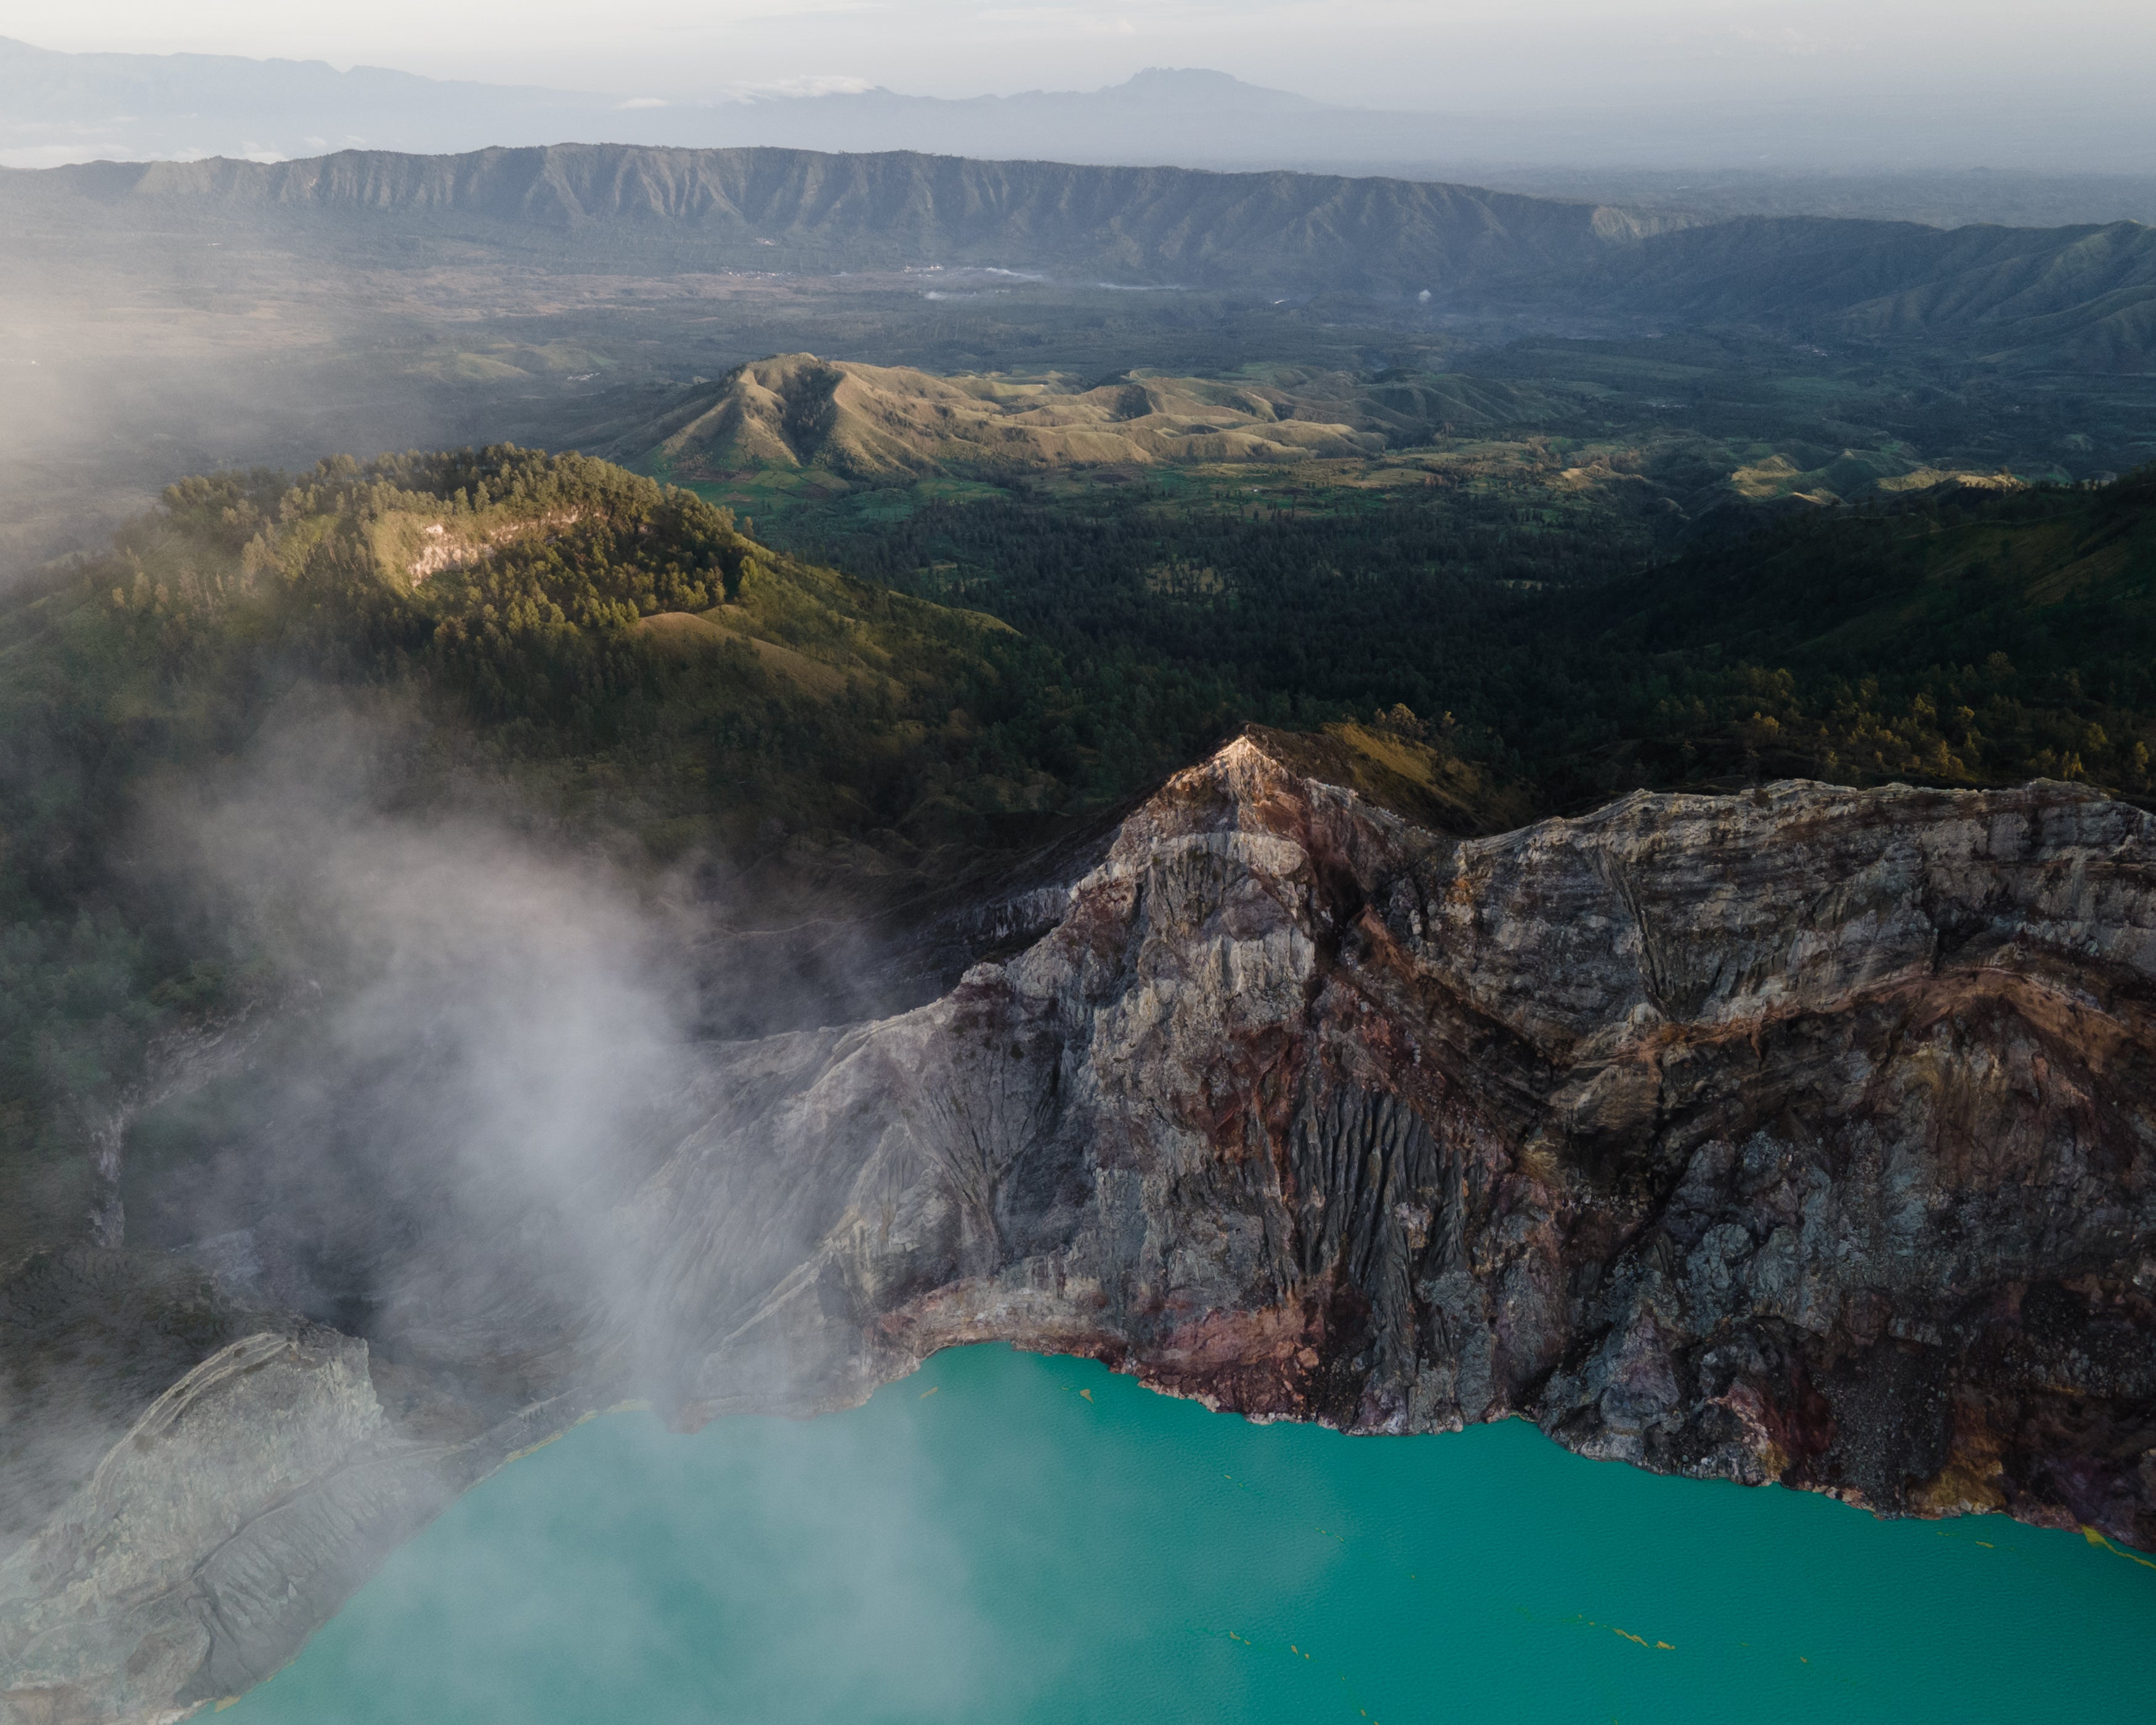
[9,0,2153,113]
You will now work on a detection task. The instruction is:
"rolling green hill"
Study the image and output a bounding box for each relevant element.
[0,448,1113,872]
[633,353,1577,485]
[634,348,2067,529]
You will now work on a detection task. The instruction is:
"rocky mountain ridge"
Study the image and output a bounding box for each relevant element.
[12,142,2154,367]
[20,144,1671,294]
[4,734,2153,1721]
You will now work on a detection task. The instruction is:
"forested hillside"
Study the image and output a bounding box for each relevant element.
[776,461,2156,808]
[1514,466,2156,800]
[0,448,1137,1255]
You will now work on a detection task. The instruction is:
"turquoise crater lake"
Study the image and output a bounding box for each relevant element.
[227,1343,2154,1724]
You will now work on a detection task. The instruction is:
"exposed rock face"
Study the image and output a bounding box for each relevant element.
[649,738,2156,1551]
[6,736,2154,1720]
[0,1316,577,1725]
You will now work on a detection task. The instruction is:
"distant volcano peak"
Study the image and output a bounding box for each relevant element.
[1108,65,1327,110]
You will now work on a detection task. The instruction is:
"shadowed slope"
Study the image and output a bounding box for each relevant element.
[1591,214,2156,370]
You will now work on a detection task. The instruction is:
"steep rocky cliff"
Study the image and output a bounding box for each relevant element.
[644,736,2156,1523]
[6,734,2154,1721]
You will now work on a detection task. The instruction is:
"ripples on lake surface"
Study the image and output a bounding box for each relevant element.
[227,1341,2155,1724]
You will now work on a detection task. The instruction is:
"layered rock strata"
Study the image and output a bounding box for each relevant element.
[651,738,2156,1537]
[6,736,2154,1721]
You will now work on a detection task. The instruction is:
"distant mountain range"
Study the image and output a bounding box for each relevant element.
[11,141,2152,371]
[0,40,1419,170]
[0,35,598,167]
[6,34,2155,198]
[17,145,1685,293]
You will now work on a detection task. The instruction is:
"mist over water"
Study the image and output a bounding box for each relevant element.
[222,1343,2156,1725]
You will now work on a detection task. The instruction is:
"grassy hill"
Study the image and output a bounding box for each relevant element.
[629,349,2070,546]
[634,353,1505,484]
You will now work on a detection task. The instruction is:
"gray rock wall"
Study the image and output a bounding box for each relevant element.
[652,743,2156,1551]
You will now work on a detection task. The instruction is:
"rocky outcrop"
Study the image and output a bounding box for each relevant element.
[644,737,2156,1551]
[0,1315,593,1724]
[6,734,2154,1720]
[4,1331,390,1722]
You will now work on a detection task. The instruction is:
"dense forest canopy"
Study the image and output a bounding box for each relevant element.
[1514,471,2156,802]
[771,461,2156,808]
